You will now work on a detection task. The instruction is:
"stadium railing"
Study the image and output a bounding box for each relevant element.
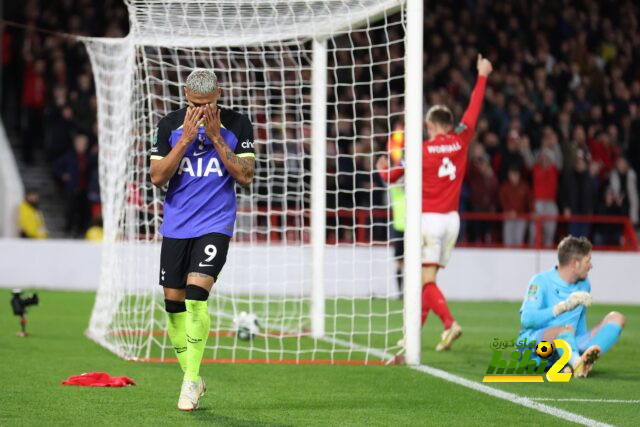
[239,207,639,251]
[458,212,638,251]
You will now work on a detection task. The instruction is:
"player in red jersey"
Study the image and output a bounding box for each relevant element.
[378,54,492,351]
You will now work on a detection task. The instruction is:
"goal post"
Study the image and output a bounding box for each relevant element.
[403,0,424,366]
[83,0,422,365]
[311,36,327,340]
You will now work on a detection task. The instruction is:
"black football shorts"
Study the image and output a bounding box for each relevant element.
[159,232,230,288]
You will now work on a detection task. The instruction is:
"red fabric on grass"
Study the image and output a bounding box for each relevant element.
[62,372,136,387]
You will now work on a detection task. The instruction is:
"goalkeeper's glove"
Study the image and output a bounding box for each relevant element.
[553,291,592,317]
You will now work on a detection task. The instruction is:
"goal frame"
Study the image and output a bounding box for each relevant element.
[82,0,423,365]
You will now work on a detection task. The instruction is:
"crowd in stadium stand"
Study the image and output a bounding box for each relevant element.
[2,0,639,246]
[421,0,640,246]
[1,0,127,237]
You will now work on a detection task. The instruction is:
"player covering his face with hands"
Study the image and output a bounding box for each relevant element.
[150,69,255,410]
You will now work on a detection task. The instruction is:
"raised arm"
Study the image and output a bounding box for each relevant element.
[457,54,492,140]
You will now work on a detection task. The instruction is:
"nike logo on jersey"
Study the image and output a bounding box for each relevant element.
[199,262,213,267]
[193,150,206,156]
[178,157,223,177]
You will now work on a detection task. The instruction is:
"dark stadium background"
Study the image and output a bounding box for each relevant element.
[2,0,639,247]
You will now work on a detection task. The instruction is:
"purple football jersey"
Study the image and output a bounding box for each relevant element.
[150,107,254,238]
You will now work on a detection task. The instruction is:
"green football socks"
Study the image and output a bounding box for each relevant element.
[166,312,188,372]
[184,299,211,382]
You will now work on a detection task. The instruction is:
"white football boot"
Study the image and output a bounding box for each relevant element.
[435,321,462,351]
[178,377,206,411]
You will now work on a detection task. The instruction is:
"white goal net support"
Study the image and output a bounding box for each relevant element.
[84,0,418,364]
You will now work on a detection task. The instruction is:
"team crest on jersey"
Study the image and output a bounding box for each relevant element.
[527,284,538,301]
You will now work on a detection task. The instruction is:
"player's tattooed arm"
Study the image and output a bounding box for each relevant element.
[213,138,255,187]
[223,146,255,183]
[205,105,255,187]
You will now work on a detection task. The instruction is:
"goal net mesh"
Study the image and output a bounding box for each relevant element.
[85,0,406,364]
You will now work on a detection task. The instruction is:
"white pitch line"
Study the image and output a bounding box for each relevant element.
[411,365,612,427]
[531,398,640,404]
[318,335,612,427]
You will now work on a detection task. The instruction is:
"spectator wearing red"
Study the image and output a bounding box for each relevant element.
[530,149,559,246]
[499,166,532,246]
[589,131,618,180]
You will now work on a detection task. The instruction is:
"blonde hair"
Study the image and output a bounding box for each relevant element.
[426,104,453,126]
[186,69,218,94]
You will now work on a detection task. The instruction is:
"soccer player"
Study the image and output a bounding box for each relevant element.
[149,69,255,410]
[378,54,492,351]
[517,236,625,377]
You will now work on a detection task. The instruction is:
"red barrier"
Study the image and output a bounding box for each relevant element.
[459,212,638,251]
[239,206,638,252]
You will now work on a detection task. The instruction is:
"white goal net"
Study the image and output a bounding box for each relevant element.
[85,0,408,364]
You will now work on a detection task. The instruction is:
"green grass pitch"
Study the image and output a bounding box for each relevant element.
[1,289,638,426]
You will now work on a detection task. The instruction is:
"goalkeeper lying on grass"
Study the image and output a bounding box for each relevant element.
[517,235,625,378]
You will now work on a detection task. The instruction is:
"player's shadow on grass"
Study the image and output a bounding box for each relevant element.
[192,409,291,427]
